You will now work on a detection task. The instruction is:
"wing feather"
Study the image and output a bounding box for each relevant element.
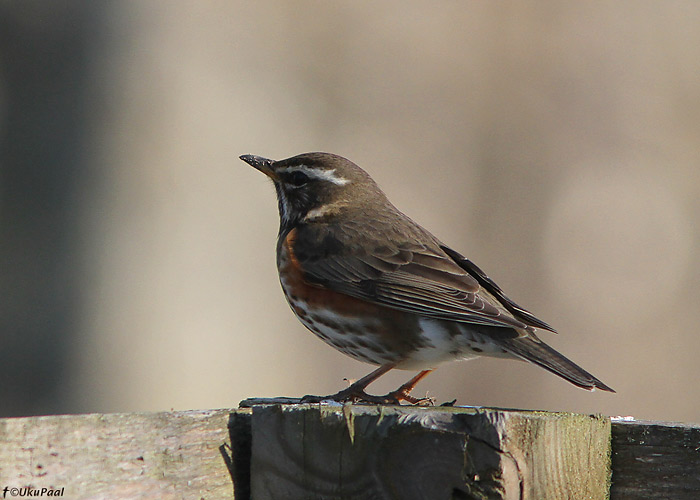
[290,223,540,331]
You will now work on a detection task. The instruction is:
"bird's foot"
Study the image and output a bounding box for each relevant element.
[301,386,434,406]
[301,386,389,404]
[300,366,435,405]
[379,388,435,406]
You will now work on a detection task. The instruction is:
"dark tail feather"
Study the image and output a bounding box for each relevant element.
[500,337,615,393]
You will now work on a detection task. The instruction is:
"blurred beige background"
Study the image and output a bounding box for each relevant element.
[1,2,698,423]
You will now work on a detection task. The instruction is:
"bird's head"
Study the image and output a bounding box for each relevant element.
[241,152,386,229]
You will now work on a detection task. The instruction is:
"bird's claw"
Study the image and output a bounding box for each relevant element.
[301,388,434,406]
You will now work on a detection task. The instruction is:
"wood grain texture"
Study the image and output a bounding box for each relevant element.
[247,405,611,500]
[0,409,235,500]
[611,419,700,499]
[10,406,696,500]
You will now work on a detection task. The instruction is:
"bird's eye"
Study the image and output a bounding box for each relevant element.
[288,171,309,187]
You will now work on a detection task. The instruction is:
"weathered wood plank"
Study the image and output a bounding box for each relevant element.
[0,409,235,500]
[611,418,700,499]
[246,405,611,500]
[6,405,696,499]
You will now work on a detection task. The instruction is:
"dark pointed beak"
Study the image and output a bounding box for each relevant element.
[240,154,277,179]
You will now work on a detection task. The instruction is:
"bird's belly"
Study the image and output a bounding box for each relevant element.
[396,319,514,369]
[289,301,406,365]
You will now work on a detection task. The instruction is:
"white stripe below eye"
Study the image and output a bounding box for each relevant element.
[302,201,347,221]
[277,165,350,185]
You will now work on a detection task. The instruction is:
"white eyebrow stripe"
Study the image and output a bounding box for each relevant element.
[277,165,350,185]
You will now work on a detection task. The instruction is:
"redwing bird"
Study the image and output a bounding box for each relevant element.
[241,152,614,403]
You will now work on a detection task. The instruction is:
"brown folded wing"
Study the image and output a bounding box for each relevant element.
[291,222,551,332]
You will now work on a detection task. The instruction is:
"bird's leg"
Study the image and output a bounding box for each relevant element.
[379,369,434,405]
[301,363,397,404]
